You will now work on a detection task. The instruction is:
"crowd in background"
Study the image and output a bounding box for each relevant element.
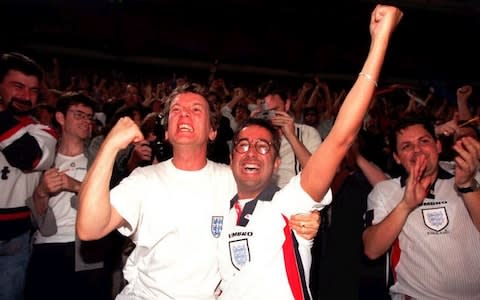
[2,45,479,300]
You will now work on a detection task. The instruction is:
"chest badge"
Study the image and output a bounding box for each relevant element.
[211,216,223,238]
[229,239,250,271]
[422,207,449,232]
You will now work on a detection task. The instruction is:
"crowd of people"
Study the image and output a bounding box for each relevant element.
[1,4,479,300]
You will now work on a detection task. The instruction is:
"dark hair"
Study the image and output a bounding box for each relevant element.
[163,84,218,131]
[232,118,281,157]
[388,115,437,153]
[55,91,97,115]
[303,106,318,116]
[257,80,290,102]
[140,112,160,137]
[0,52,43,82]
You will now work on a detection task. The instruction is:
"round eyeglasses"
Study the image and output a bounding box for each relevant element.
[233,138,272,155]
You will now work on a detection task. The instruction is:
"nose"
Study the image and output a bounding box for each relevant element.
[245,143,257,157]
[180,108,190,117]
[412,142,422,153]
[16,87,32,100]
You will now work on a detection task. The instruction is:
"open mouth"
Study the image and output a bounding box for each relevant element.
[242,162,261,173]
[13,98,32,110]
[178,123,193,132]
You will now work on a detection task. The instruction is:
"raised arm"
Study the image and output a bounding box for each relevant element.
[456,85,473,121]
[301,5,403,201]
[76,117,144,240]
[453,136,480,231]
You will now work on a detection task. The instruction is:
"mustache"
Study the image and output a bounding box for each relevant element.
[11,97,33,107]
[9,97,34,116]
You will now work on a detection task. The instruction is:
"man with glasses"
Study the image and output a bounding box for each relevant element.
[25,92,111,300]
[216,5,403,299]
[0,52,57,300]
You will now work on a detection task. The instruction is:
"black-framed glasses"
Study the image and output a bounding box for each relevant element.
[234,138,272,155]
[68,109,94,122]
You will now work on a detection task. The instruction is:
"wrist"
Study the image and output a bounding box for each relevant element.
[455,179,480,194]
[34,187,49,200]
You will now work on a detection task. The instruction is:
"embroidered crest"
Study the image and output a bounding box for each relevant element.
[229,238,250,270]
[422,207,449,232]
[211,216,223,238]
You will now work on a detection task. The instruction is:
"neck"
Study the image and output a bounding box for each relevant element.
[237,191,260,200]
[236,183,266,200]
[171,145,208,170]
[57,136,85,156]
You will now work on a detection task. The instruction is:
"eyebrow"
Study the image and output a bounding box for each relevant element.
[9,80,39,89]
[398,134,433,144]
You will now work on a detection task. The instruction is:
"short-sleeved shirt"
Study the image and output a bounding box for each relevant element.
[111,159,237,300]
[367,168,480,299]
[218,175,332,300]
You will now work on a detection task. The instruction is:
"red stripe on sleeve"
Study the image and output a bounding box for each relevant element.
[0,118,35,142]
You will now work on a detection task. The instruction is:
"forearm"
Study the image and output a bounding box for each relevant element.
[301,28,391,199]
[284,133,312,168]
[294,90,308,120]
[457,99,472,120]
[461,190,480,232]
[356,154,389,186]
[306,90,319,108]
[225,95,241,110]
[328,32,390,147]
[32,188,50,216]
[77,143,119,240]
[363,201,411,259]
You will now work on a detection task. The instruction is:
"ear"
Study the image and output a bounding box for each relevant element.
[435,139,442,154]
[393,152,401,165]
[55,112,65,127]
[273,156,281,172]
[285,99,291,112]
[208,128,217,142]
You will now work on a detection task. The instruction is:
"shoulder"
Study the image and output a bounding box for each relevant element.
[207,160,234,175]
[370,177,401,197]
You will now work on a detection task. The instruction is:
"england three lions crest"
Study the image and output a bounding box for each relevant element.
[229,239,250,271]
[211,216,223,238]
[422,207,449,232]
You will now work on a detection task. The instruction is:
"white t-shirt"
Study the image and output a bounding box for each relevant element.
[33,153,87,245]
[111,159,237,300]
[218,175,332,300]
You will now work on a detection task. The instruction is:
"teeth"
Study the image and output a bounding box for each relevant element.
[243,163,260,172]
[179,124,193,131]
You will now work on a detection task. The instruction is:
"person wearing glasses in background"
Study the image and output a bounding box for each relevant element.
[0,52,57,300]
[216,5,403,299]
[25,92,111,300]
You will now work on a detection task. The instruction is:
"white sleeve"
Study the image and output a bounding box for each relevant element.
[367,180,398,225]
[110,168,148,237]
